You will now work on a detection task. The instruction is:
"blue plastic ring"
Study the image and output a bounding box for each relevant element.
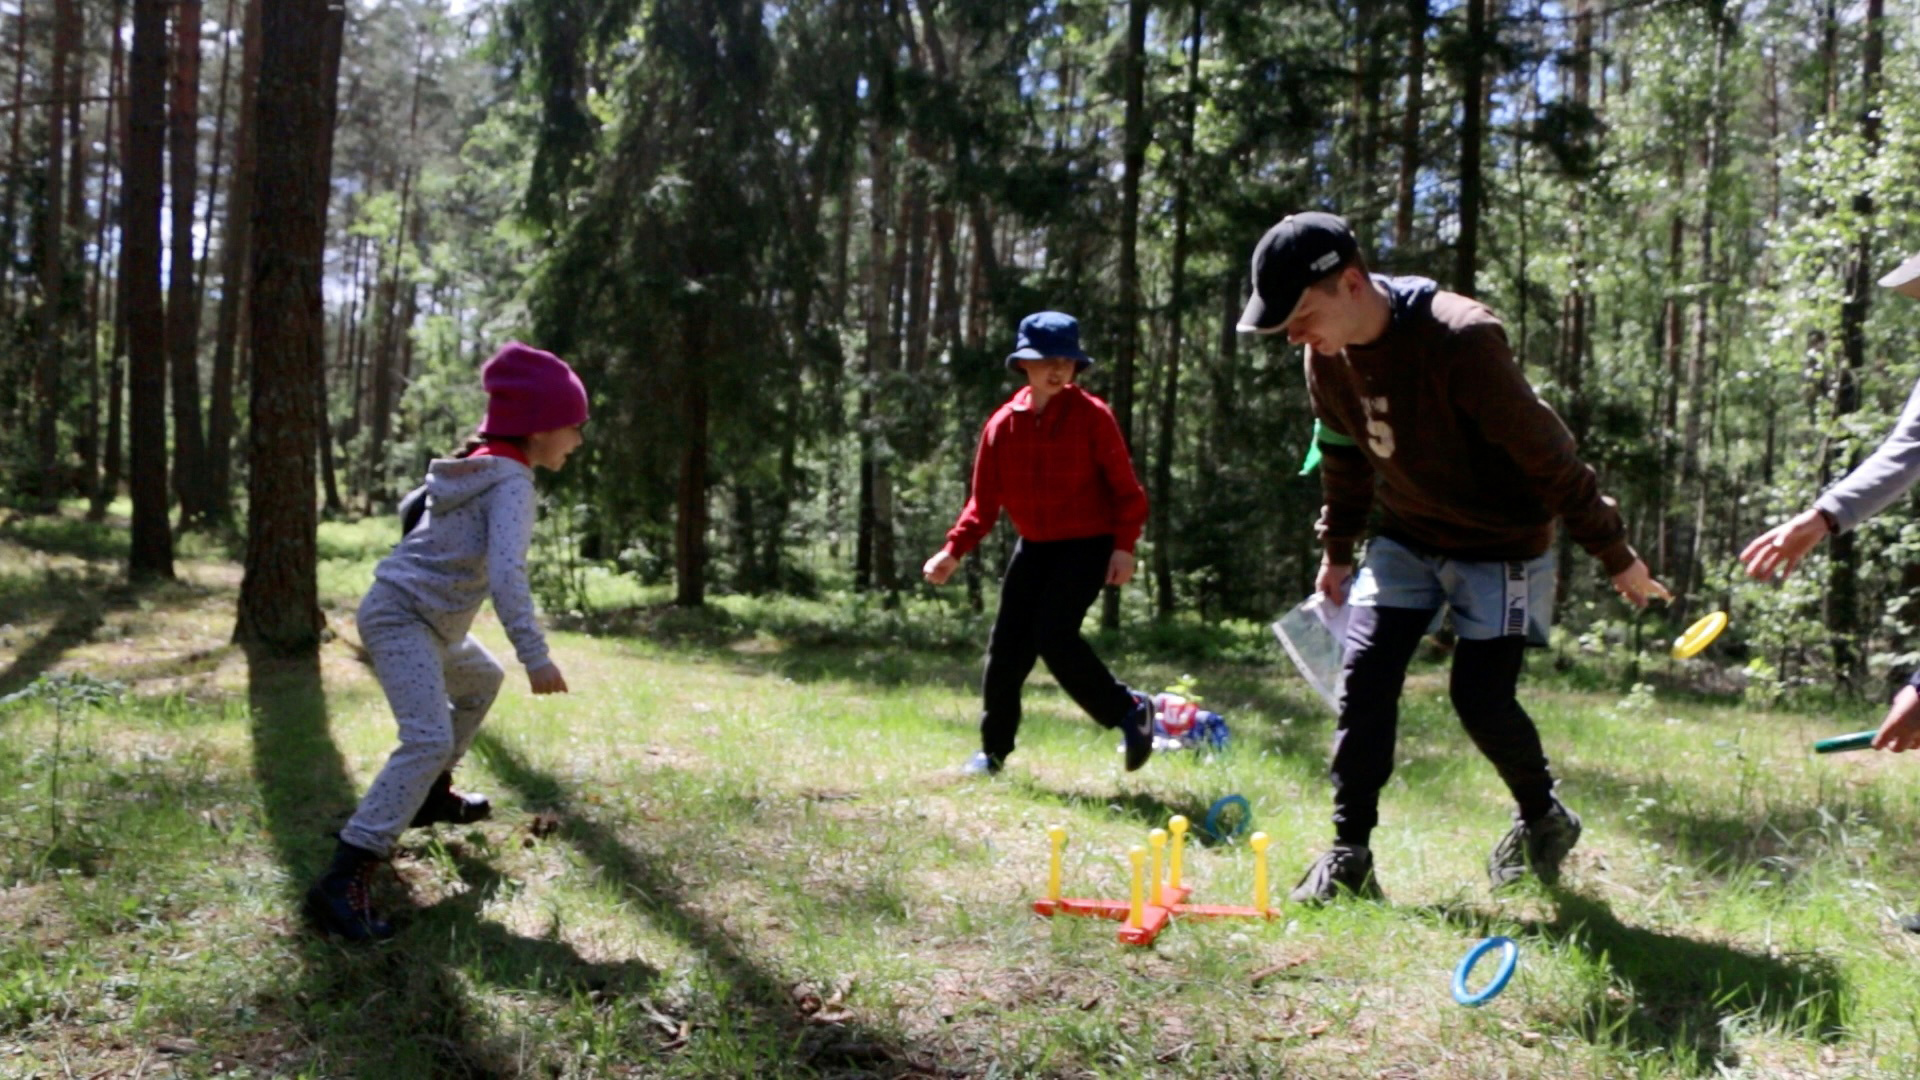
[1203,795,1251,840]
[1451,936,1519,1007]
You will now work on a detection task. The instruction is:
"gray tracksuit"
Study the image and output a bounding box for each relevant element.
[1815,378,1920,533]
[340,456,550,857]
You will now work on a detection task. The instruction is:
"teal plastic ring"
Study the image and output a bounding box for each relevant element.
[1203,795,1251,839]
[1452,936,1518,1006]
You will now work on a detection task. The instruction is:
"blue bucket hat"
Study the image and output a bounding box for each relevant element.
[1005,311,1094,372]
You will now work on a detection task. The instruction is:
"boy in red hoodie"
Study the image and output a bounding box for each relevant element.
[923,311,1156,775]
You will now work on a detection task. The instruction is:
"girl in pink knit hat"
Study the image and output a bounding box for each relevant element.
[308,342,588,941]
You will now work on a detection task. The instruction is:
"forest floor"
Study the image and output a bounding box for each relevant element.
[1,502,1916,1078]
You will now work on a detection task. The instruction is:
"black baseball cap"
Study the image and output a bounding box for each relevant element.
[1237,212,1361,334]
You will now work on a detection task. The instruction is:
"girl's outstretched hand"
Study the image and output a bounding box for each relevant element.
[529,662,569,695]
[1739,508,1831,582]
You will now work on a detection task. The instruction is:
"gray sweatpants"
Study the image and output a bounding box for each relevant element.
[340,581,504,857]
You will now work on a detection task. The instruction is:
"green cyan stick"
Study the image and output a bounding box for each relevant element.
[1813,731,1876,754]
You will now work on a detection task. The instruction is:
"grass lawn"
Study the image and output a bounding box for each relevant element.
[1,504,1917,1078]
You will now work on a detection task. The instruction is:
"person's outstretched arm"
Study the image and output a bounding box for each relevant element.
[1743,377,1920,581]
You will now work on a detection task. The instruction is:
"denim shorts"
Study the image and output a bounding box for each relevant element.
[1348,535,1555,645]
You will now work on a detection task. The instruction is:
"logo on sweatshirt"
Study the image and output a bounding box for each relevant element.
[1361,396,1395,459]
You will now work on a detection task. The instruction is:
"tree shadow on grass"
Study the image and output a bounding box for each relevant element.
[1423,889,1849,1074]
[0,598,107,697]
[0,510,130,563]
[246,647,537,1078]
[1552,761,1899,887]
[474,729,955,1077]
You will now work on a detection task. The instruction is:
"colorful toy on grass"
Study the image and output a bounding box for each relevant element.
[1034,815,1280,946]
[1150,692,1230,751]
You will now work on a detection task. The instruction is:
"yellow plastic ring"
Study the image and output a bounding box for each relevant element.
[1671,611,1728,660]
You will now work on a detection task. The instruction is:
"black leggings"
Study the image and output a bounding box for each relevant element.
[978,535,1138,760]
[1329,605,1556,847]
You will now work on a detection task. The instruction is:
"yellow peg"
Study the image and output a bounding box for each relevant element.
[1046,826,1067,902]
[1127,846,1147,928]
[1250,832,1272,914]
[1167,815,1189,891]
[1148,829,1168,907]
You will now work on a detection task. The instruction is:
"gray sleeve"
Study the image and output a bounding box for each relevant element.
[1815,378,1920,532]
[486,474,552,670]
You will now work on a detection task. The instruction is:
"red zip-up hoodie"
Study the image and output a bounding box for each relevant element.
[944,384,1149,558]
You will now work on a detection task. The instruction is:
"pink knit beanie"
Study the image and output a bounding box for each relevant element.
[479,342,589,437]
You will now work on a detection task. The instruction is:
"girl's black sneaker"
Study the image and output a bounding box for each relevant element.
[410,771,492,827]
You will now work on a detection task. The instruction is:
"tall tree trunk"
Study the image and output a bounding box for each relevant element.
[234,0,341,654]
[35,0,76,509]
[1393,0,1428,250]
[1553,0,1594,600]
[1349,0,1379,249]
[205,0,261,523]
[166,0,208,524]
[82,0,124,507]
[91,1,129,520]
[197,0,237,285]
[675,322,711,608]
[314,0,345,517]
[1,10,27,325]
[360,42,429,508]
[859,72,897,595]
[361,221,402,508]
[1106,0,1148,631]
[1675,10,1731,605]
[1656,168,1684,577]
[126,0,173,578]
[1453,0,1486,297]
[1153,0,1202,621]
[1829,0,1883,687]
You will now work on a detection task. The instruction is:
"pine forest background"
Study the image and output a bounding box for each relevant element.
[2,0,1919,688]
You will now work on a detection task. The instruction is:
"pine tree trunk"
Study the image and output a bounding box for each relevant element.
[197,0,237,287]
[126,0,174,579]
[1829,0,1883,687]
[205,0,260,523]
[83,0,127,509]
[35,0,76,509]
[1106,0,1148,630]
[1656,182,1684,577]
[1453,0,1486,297]
[1393,0,1427,250]
[166,0,207,524]
[1153,0,1203,621]
[1554,0,1593,601]
[675,324,711,608]
[1,10,27,326]
[1675,12,1731,605]
[234,0,340,654]
[860,94,897,595]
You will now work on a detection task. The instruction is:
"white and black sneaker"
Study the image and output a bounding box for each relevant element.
[961,751,1004,777]
[1488,799,1582,889]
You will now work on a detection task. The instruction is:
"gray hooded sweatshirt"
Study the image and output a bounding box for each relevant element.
[371,455,551,671]
[1814,377,1920,533]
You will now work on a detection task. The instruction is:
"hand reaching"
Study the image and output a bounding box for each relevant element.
[529,662,569,695]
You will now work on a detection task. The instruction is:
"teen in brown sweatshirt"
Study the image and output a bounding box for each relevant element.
[1238,212,1668,903]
